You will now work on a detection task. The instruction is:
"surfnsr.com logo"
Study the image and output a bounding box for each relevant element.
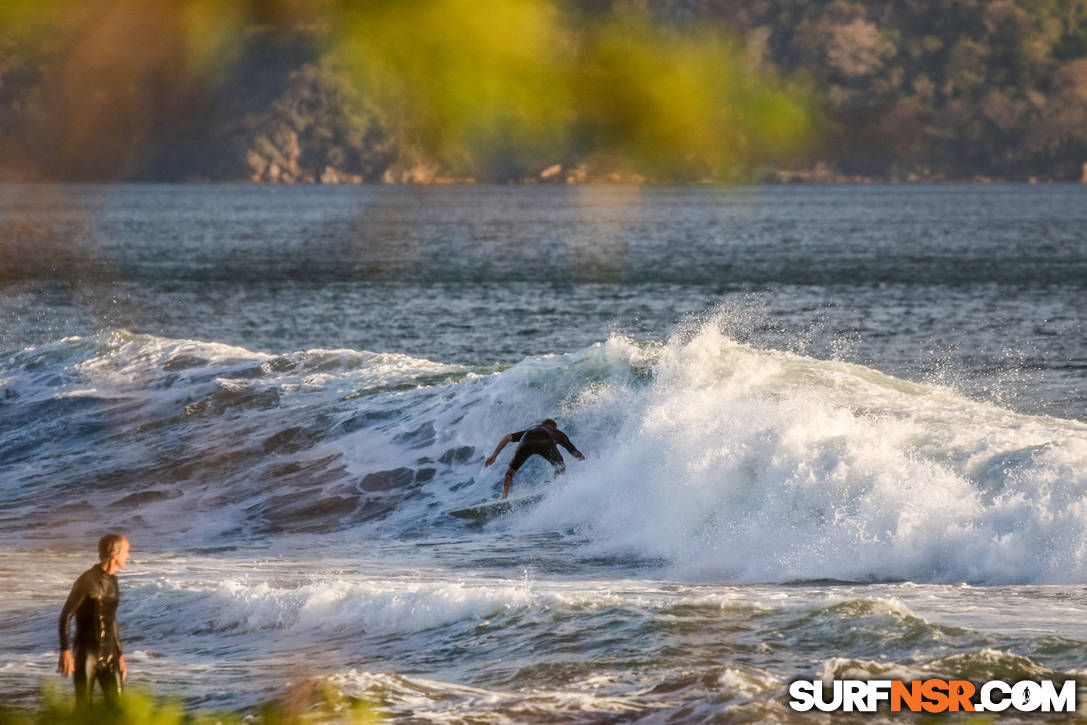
[789,679,1077,713]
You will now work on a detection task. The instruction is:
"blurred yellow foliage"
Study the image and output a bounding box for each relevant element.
[574,15,811,178]
[180,0,250,78]
[0,684,382,725]
[332,0,812,179]
[0,1,65,44]
[336,0,575,173]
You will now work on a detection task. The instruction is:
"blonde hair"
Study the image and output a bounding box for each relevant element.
[98,533,127,563]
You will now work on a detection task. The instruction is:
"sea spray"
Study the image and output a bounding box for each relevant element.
[515,320,1087,585]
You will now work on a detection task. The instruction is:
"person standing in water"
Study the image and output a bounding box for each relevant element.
[485,419,585,499]
[58,533,130,705]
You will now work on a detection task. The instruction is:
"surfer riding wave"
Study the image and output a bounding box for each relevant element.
[485,419,585,499]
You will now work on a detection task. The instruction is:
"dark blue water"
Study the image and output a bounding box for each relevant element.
[3,184,1085,418]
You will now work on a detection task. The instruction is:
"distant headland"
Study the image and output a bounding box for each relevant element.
[2,1,1085,184]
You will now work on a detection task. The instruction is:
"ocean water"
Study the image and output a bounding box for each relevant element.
[1,183,1086,721]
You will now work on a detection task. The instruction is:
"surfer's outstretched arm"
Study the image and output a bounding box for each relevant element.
[556,431,585,460]
[485,435,512,467]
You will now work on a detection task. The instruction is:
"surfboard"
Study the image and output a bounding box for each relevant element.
[448,493,544,522]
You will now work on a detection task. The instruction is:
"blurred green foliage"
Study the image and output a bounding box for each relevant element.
[570,14,811,179]
[336,0,576,178]
[0,684,381,725]
[332,0,811,180]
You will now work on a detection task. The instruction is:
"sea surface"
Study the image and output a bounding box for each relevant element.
[1,183,1086,721]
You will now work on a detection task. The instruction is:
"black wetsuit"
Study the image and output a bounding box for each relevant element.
[59,564,123,704]
[508,425,583,471]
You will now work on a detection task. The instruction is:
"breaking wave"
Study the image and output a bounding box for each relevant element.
[3,317,1087,584]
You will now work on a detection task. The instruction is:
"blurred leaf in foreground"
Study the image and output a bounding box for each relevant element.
[331,0,813,181]
[0,683,382,724]
[1,0,812,182]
